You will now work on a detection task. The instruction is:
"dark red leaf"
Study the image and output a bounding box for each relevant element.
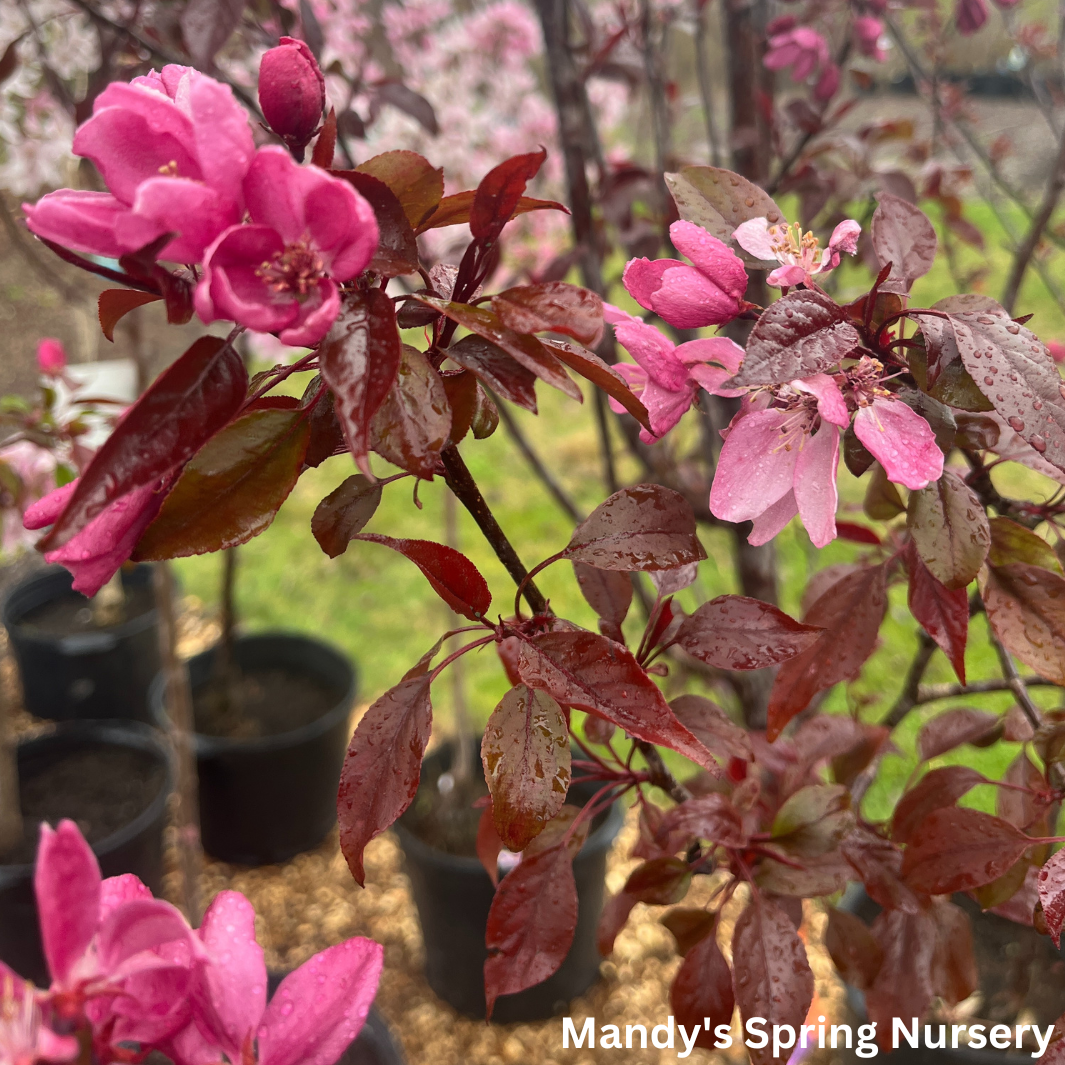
[133,409,310,559]
[483,842,577,1018]
[491,282,603,347]
[835,521,881,545]
[865,908,936,1036]
[661,907,716,956]
[767,565,888,740]
[824,906,883,991]
[471,148,548,242]
[791,714,869,768]
[471,384,499,439]
[573,561,632,637]
[841,827,921,913]
[372,81,438,136]
[728,289,861,388]
[338,654,434,885]
[415,191,568,234]
[564,484,706,571]
[39,335,247,551]
[731,897,814,1065]
[477,801,504,887]
[596,890,637,956]
[907,470,990,590]
[445,335,539,413]
[302,381,346,468]
[870,192,937,293]
[440,369,478,446]
[892,766,986,844]
[311,474,382,558]
[981,563,1065,685]
[676,595,822,670]
[902,807,1030,894]
[311,107,336,168]
[355,534,491,621]
[319,288,402,479]
[624,857,692,905]
[0,35,23,86]
[416,297,582,402]
[481,684,571,851]
[670,929,734,1049]
[656,793,747,849]
[98,289,162,342]
[669,695,752,762]
[330,170,419,277]
[516,630,717,771]
[998,751,1049,830]
[355,150,444,229]
[541,340,652,431]
[906,543,969,683]
[917,708,999,761]
[1038,849,1065,947]
[370,345,450,479]
[930,898,977,1006]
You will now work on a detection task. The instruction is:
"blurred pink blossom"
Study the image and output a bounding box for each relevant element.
[733,216,860,287]
[35,339,66,376]
[0,975,76,1065]
[955,0,990,34]
[764,27,830,82]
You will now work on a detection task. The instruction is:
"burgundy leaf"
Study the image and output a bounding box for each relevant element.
[841,827,921,913]
[661,907,716,957]
[482,684,571,852]
[477,801,504,887]
[755,851,853,898]
[623,857,692,905]
[440,369,478,446]
[415,297,581,401]
[310,107,336,169]
[836,521,882,545]
[416,191,567,235]
[947,311,1065,473]
[98,289,161,342]
[656,793,747,849]
[865,908,936,1036]
[319,289,402,479]
[906,543,969,683]
[516,630,718,771]
[471,148,548,242]
[998,751,1049,830]
[917,708,999,762]
[902,807,1030,894]
[824,906,883,991]
[39,335,247,551]
[870,192,937,293]
[491,282,603,347]
[302,379,346,468]
[907,470,990,590]
[981,563,1065,685]
[355,534,491,620]
[370,345,451,479]
[669,695,753,762]
[597,890,637,956]
[573,561,632,639]
[564,484,706,571]
[930,898,977,1006]
[676,595,822,670]
[483,842,577,1018]
[731,897,814,1065]
[1038,849,1065,947]
[670,930,734,1049]
[355,150,444,229]
[541,340,652,431]
[728,289,861,388]
[767,565,888,741]
[338,656,434,885]
[311,474,382,558]
[445,335,539,413]
[372,81,439,136]
[791,714,869,768]
[329,169,419,277]
[892,766,986,844]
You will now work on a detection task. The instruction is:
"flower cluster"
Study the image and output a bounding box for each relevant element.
[23,51,379,349]
[1,821,382,1065]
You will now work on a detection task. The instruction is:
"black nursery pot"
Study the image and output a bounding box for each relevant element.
[266,972,404,1065]
[395,743,625,1023]
[840,885,1065,1064]
[151,633,355,866]
[3,564,160,722]
[0,721,172,985]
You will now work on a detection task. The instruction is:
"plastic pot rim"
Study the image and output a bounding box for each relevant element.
[0,719,174,884]
[150,631,356,757]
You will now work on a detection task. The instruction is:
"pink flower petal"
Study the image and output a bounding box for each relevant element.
[602,302,641,327]
[827,219,861,257]
[793,422,840,547]
[303,177,378,281]
[607,363,646,415]
[646,263,743,330]
[675,336,745,377]
[22,190,129,260]
[732,218,777,261]
[792,374,849,426]
[622,257,671,311]
[257,938,383,1065]
[668,221,749,300]
[748,490,798,546]
[96,898,200,976]
[277,280,341,348]
[100,874,152,923]
[641,378,696,440]
[854,398,944,490]
[34,820,101,987]
[24,480,76,531]
[186,74,255,205]
[612,318,689,392]
[130,177,240,264]
[709,408,798,523]
[767,264,806,287]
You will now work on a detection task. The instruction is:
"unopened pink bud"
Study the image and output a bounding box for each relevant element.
[37,338,67,375]
[1048,340,1065,364]
[258,37,326,160]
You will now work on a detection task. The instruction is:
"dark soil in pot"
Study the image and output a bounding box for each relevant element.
[3,564,160,722]
[395,741,625,1023]
[0,721,172,985]
[151,633,355,867]
[841,886,1065,1063]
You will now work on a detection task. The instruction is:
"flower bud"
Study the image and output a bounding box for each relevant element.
[258,37,326,160]
[37,338,66,376]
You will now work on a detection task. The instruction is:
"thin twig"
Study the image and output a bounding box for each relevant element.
[635,739,690,804]
[883,630,937,728]
[986,617,1045,730]
[914,676,1057,704]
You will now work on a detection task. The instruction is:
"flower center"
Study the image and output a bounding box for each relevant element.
[845,355,891,406]
[769,387,819,452]
[157,160,179,176]
[255,240,324,300]
[767,221,823,269]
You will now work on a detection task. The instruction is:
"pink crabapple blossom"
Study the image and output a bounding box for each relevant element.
[622,220,749,330]
[35,340,66,377]
[763,27,831,83]
[194,146,379,347]
[258,38,326,161]
[853,16,886,60]
[733,216,861,288]
[0,976,76,1065]
[604,303,745,442]
[955,0,990,34]
[23,65,255,265]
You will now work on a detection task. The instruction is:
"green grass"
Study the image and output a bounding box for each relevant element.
[173,206,1065,825]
